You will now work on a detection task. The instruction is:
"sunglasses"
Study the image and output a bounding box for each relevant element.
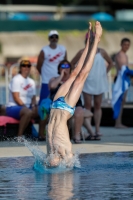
[21,64,31,68]
[60,64,70,69]
[49,35,59,39]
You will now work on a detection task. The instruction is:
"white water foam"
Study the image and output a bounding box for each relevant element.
[15,137,81,173]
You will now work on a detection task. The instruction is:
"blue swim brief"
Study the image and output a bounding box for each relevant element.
[39,83,50,105]
[51,97,75,116]
[6,106,24,120]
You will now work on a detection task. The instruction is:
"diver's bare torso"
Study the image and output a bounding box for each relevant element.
[47,109,73,158]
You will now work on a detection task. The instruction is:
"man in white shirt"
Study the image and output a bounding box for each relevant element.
[37,30,67,103]
[6,60,38,138]
[7,73,36,108]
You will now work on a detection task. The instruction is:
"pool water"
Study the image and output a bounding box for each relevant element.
[0,151,133,200]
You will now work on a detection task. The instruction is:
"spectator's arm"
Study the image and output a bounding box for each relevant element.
[12,92,25,106]
[64,50,67,60]
[31,95,38,118]
[100,48,113,73]
[36,50,44,74]
[70,49,83,70]
[31,95,37,107]
[49,70,65,90]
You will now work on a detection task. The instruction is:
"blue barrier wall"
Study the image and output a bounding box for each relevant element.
[0,20,133,32]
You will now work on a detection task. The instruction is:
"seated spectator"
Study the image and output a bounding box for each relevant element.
[5,60,38,140]
[48,59,100,143]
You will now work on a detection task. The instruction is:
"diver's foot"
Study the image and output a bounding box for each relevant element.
[115,124,128,129]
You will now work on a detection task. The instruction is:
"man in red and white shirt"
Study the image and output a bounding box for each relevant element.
[6,60,38,138]
[37,30,67,103]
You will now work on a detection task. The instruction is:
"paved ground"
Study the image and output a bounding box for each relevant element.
[0,126,133,158]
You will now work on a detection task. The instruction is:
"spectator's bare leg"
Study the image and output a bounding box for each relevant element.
[115,90,128,128]
[83,118,94,136]
[83,108,95,137]
[73,107,84,142]
[83,92,92,110]
[18,107,32,136]
[31,106,38,118]
[82,108,101,140]
[83,92,93,136]
[39,117,48,139]
[94,94,103,136]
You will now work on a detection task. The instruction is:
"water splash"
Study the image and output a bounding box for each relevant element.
[15,137,81,173]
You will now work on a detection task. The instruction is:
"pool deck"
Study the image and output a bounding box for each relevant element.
[0,126,133,157]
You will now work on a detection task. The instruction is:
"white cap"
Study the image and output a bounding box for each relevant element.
[48,30,59,37]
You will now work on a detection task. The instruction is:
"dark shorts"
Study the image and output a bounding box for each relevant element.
[6,106,24,120]
[114,75,117,83]
[39,83,50,105]
[76,97,83,107]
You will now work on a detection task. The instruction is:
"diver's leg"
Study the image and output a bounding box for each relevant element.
[53,22,92,101]
[65,21,102,107]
